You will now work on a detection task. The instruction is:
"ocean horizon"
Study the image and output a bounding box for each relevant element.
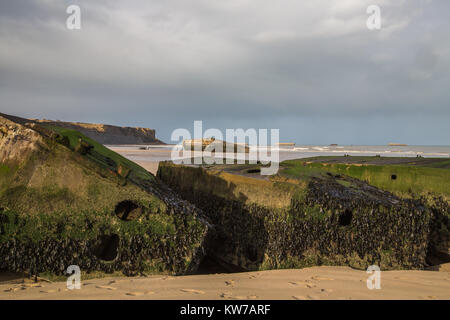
[108,144,450,163]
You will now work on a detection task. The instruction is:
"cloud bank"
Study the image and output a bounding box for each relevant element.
[0,0,449,144]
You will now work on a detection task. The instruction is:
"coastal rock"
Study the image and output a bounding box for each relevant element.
[36,120,164,145]
[0,113,164,145]
[157,160,449,271]
[0,113,208,276]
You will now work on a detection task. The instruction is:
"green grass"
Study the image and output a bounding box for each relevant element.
[336,179,353,188]
[282,158,450,197]
[0,127,164,215]
[295,156,450,169]
[304,156,379,162]
[0,164,10,176]
[424,158,450,169]
[42,125,154,183]
[279,161,327,181]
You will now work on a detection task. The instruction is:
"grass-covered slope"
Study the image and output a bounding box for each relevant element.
[0,117,159,215]
[41,124,154,183]
[283,156,450,198]
[157,158,449,271]
[0,114,208,276]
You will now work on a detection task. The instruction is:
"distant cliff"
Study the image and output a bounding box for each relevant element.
[35,119,165,145]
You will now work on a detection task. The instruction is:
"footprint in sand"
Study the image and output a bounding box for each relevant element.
[289,281,316,288]
[311,276,334,281]
[393,277,409,280]
[225,280,235,287]
[95,285,117,291]
[220,292,258,300]
[40,289,57,293]
[125,291,155,296]
[292,295,317,300]
[21,283,43,288]
[233,295,258,300]
[320,289,333,294]
[180,289,205,294]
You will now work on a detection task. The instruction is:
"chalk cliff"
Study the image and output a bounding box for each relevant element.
[35,119,164,145]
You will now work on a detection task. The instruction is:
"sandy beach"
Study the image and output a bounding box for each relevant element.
[108,146,165,175]
[1,266,449,300]
[134,161,160,175]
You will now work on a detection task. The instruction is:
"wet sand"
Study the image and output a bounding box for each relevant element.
[0,266,449,300]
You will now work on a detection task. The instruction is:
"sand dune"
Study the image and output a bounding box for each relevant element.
[1,266,449,300]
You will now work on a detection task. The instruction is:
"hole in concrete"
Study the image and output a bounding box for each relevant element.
[426,251,450,268]
[195,234,250,275]
[94,234,119,261]
[115,200,142,221]
[246,246,258,262]
[196,256,247,275]
[391,174,397,180]
[246,168,261,174]
[338,209,352,226]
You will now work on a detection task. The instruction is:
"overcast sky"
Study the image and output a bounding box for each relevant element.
[0,0,449,145]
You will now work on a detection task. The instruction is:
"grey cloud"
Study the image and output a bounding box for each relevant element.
[0,0,449,144]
